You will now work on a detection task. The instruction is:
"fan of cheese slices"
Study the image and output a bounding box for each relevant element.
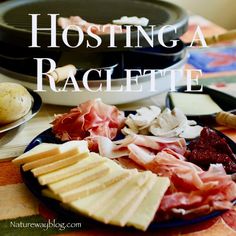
[13,141,170,231]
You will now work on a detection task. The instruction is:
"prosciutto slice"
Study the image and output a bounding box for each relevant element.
[97,134,187,158]
[58,16,125,34]
[51,99,125,143]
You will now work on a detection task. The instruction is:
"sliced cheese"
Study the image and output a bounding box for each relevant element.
[48,164,110,194]
[87,169,138,215]
[38,155,106,185]
[12,140,171,232]
[59,169,130,203]
[170,92,222,115]
[41,172,170,231]
[32,152,88,177]
[23,147,79,171]
[92,171,150,224]
[127,177,170,231]
[68,170,137,216]
[109,173,156,227]
[12,143,60,165]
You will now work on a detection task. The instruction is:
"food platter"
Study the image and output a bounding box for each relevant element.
[0,89,42,133]
[20,108,236,230]
[12,98,236,231]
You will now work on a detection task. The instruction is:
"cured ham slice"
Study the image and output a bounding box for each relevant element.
[97,134,187,159]
[58,16,125,34]
[51,99,125,143]
[98,136,130,159]
[129,148,204,191]
[116,134,187,155]
[128,144,156,165]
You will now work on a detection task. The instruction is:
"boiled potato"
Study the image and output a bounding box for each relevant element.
[0,82,32,125]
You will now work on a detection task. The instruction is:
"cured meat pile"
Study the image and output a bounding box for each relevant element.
[157,158,236,220]
[51,100,236,220]
[188,127,236,173]
[51,99,125,146]
[97,133,236,220]
[58,16,125,34]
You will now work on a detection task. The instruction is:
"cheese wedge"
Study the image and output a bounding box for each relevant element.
[68,171,137,216]
[59,170,130,203]
[127,177,170,231]
[12,143,60,165]
[32,152,88,177]
[92,171,150,223]
[48,164,110,194]
[38,156,106,185]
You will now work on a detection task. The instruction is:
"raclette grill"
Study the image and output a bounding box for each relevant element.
[0,0,188,49]
[0,0,189,105]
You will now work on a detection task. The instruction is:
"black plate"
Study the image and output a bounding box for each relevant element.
[0,0,188,51]
[21,124,236,231]
[166,85,236,126]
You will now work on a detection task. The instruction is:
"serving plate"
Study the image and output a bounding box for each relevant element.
[21,122,236,230]
[0,89,42,134]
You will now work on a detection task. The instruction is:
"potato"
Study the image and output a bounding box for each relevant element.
[0,82,32,125]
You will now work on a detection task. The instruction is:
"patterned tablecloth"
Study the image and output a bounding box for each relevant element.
[0,15,236,236]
